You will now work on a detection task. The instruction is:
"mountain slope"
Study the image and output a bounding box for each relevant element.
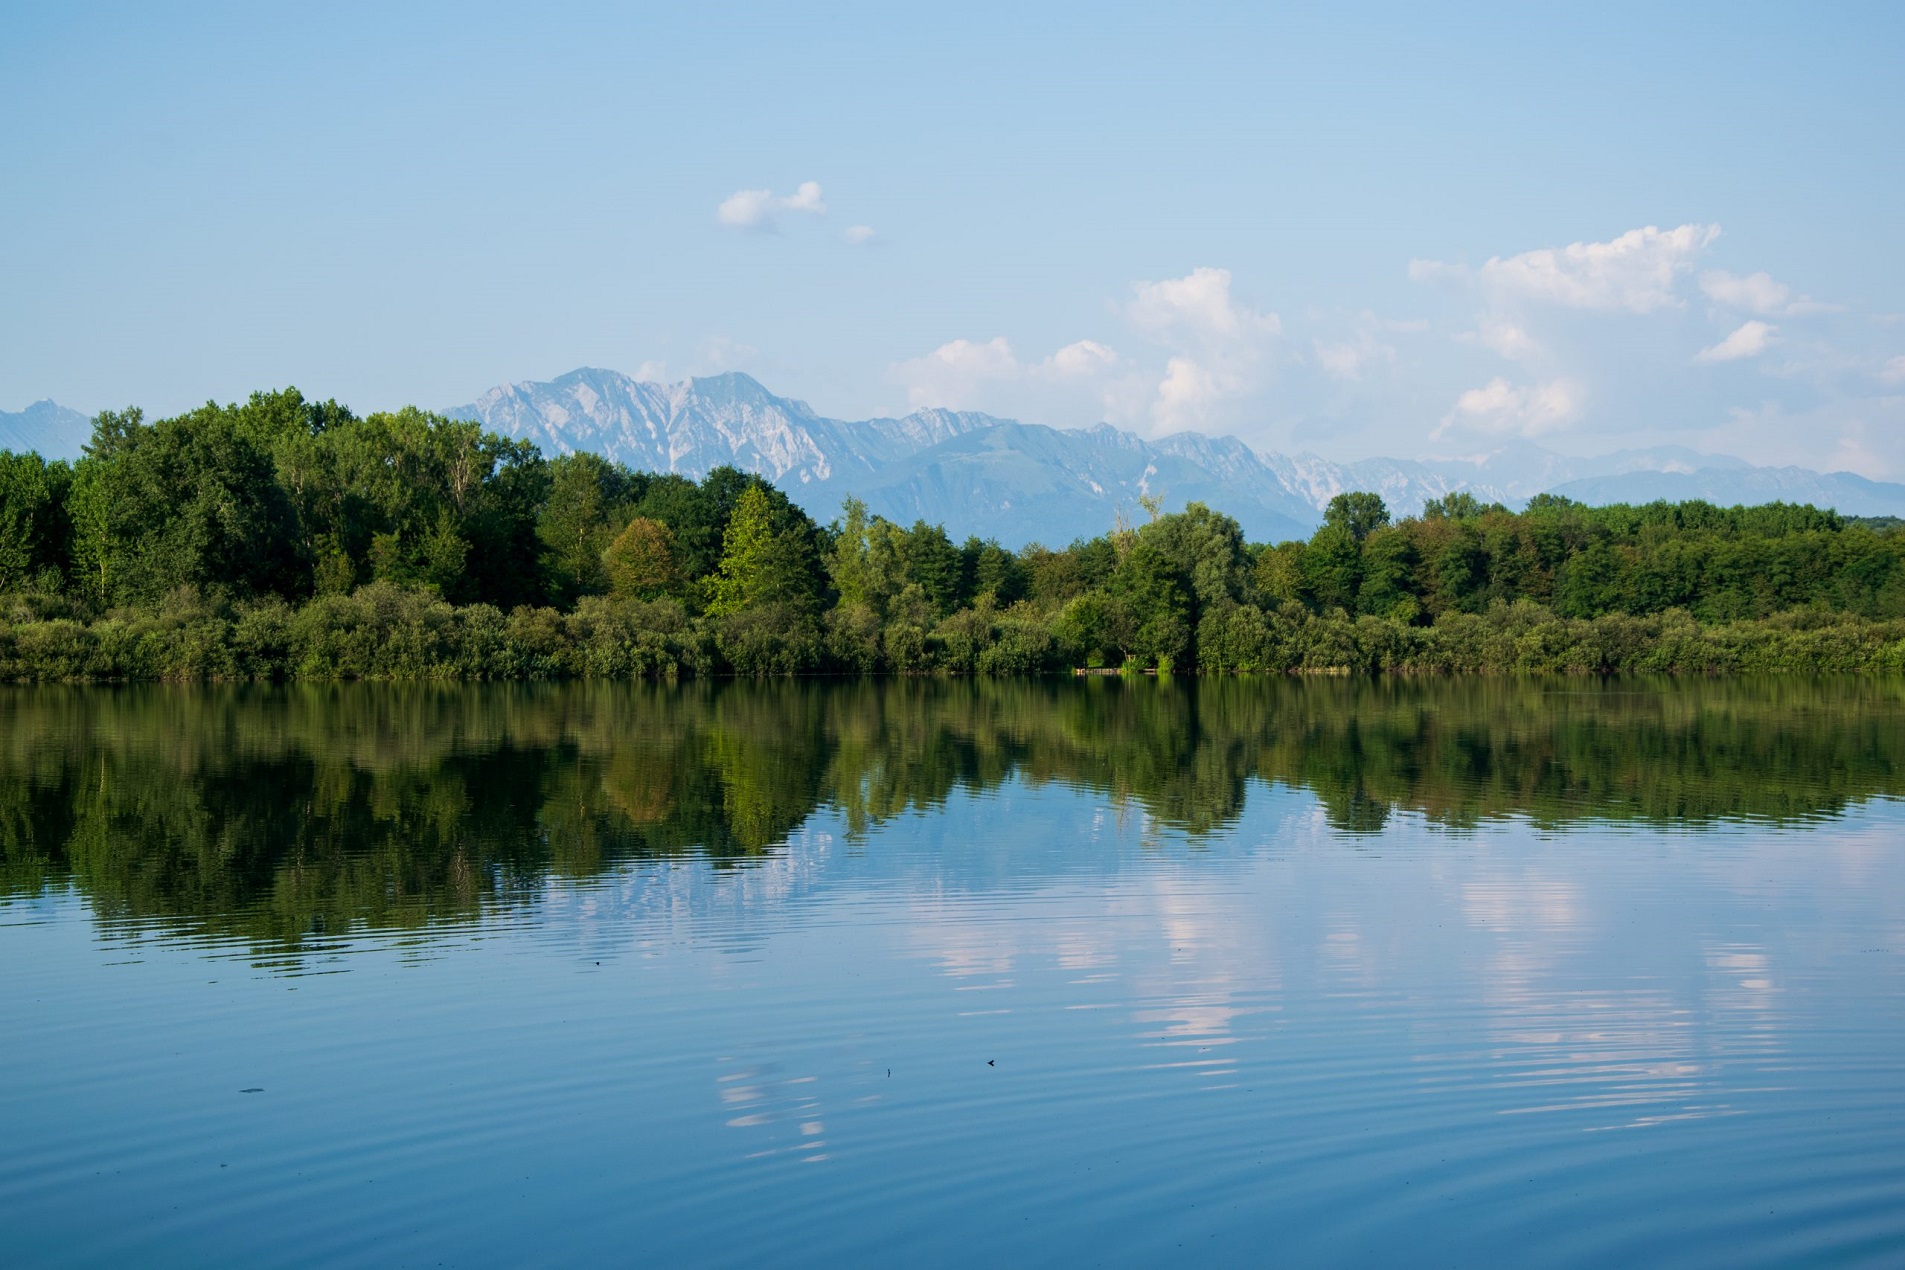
[450,368,1905,545]
[0,400,90,460]
[805,422,1317,545]
[450,367,996,491]
[1550,466,1905,518]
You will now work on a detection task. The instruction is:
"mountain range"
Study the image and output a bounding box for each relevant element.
[12,371,1904,544]
[450,368,1905,544]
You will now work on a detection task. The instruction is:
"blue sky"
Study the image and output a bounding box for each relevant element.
[3,1,1902,470]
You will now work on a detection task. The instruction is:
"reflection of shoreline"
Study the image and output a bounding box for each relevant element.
[2,677,1903,953]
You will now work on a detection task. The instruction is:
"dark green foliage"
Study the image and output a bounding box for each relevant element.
[0,451,72,593]
[1324,491,1390,541]
[7,389,1905,678]
[538,452,634,604]
[71,404,302,603]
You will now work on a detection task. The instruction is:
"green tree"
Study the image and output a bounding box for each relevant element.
[0,452,70,593]
[1113,539,1192,668]
[1301,524,1362,613]
[538,452,631,603]
[705,484,823,616]
[603,517,680,599]
[70,404,302,603]
[1324,491,1390,541]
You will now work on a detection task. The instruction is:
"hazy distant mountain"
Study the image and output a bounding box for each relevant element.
[449,368,1905,545]
[0,400,90,460]
[1549,467,1905,518]
[805,421,1320,546]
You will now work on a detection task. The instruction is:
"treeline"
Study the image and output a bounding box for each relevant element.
[7,677,1904,950]
[3,388,1905,679]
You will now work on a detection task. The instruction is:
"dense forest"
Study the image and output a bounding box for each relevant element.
[4,388,1905,679]
[5,677,1902,952]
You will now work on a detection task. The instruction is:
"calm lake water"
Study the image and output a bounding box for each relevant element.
[3,678,1904,1267]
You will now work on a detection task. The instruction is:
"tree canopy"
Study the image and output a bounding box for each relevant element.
[3,386,1905,679]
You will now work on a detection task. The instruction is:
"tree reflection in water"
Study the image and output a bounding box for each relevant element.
[2,676,1901,951]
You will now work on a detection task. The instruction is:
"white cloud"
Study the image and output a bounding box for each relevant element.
[781,181,825,214]
[1435,377,1585,439]
[1313,335,1395,380]
[1309,311,1418,380]
[1460,315,1544,362]
[843,225,878,246]
[1126,268,1281,429]
[1154,356,1235,428]
[716,189,777,230]
[716,181,828,231]
[1698,400,1905,480]
[1413,223,1720,313]
[1700,270,1832,316]
[888,334,1143,427]
[1127,267,1280,346]
[1043,340,1118,378]
[1696,320,1777,363]
[892,337,1020,408]
[1880,355,1905,385]
[633,359,669,383]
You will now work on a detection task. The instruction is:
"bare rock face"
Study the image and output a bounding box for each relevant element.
[449,369,1905,546]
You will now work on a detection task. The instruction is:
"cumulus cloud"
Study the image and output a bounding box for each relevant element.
[885,330,1152,432]
[1463,315,1543,362]
[864,266,1297,432]
[893,336,1019,406]
[780,181,825,214]
[1045,339,1118,378]
[1313,340,1375,380]
[891,337,1128,410]
[1154,357,1230,427]
[1309,312,1419,381]
[1313,335,1395,380]
[1696,320,1777,363]
[1700,270,1832,316]
[1125,267,1281,429]
[1127,267,1280,346]
[1413,223,1720,313]
[1435,377,1585,439]
[843,225,878,246]
[716,180,828,231]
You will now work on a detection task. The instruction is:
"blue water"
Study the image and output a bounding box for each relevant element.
[2,680,1903,1266]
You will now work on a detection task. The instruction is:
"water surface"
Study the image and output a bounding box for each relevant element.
[3,678,1903,1266]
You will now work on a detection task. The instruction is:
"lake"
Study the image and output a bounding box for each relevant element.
[3,678,1903,1266]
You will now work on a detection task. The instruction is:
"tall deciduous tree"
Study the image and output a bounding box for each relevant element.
[603,517,680,599]
[705,484,823,616]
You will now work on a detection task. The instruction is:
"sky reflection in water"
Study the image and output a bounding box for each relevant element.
[2,679,1903,1266]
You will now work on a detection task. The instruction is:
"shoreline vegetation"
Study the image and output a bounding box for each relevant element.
[3,388,1905,681]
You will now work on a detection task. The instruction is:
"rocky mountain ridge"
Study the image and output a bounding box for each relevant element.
[451,368,1905,544]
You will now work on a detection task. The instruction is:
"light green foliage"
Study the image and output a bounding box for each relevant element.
[705,484,823,617]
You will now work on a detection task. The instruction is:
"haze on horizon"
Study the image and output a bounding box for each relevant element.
[3,1,1902,475]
